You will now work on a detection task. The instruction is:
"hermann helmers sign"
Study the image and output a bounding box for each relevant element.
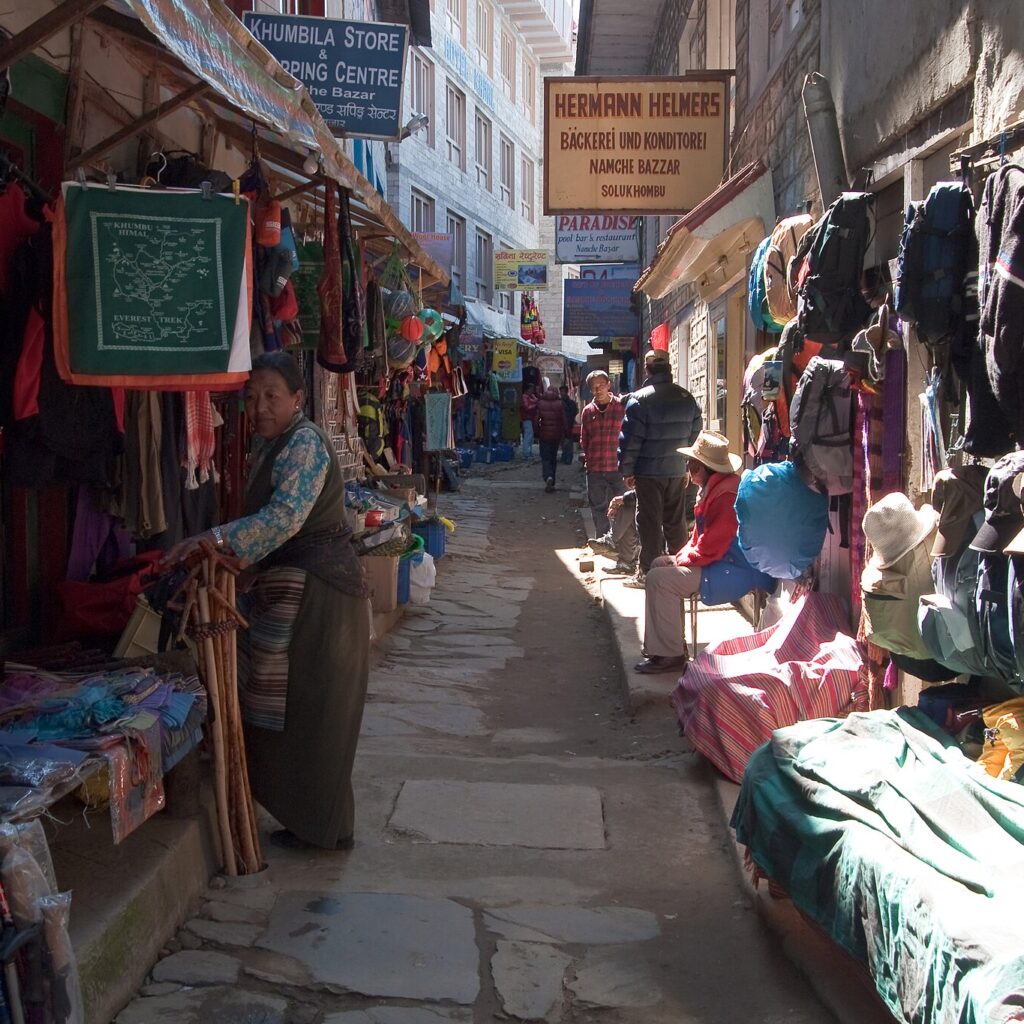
[244,13,408,141]
[544,76,729,215]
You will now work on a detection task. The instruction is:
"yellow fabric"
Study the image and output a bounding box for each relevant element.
[977,698,1024,781]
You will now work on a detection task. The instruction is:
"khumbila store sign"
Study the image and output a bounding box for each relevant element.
[244,13,408,140]
[544,77,729,214]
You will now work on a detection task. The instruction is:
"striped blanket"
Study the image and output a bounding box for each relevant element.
[670,593,867,782]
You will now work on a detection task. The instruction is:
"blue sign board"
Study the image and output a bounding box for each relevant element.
[563,275,639,337]
[243,13,408,141]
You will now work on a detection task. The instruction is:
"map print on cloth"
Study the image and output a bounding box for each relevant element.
[54,184,251,385]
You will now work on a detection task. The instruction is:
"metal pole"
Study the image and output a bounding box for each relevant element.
[801,72,850,209]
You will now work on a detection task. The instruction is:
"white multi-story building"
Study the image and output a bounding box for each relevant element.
[388,0,573,325]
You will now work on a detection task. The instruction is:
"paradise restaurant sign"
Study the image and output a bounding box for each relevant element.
[243,13,408,140]
[544,76,729,215]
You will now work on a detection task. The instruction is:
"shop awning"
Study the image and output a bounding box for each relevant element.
[464,298,522,341]
[91,0,448,286]
[635,161,775,301]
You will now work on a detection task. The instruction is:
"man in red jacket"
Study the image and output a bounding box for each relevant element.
[536,386,570,492]
[580,370,627,535]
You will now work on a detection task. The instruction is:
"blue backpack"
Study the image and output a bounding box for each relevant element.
[735,461,829,579]
[893,182,974,346]
[747,237,778,333]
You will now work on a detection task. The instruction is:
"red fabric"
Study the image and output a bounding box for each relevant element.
[0,184,42,292]
[650,321,670,351]
[579,395,625,472]
[669,593,867,783]
[675,473,739,568]
[520,390,538,423]
[536,388,569,441]
[12,307,45,420]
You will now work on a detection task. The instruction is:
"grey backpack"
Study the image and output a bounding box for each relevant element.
[788,356,853,495]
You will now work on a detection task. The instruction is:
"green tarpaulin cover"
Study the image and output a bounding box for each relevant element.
[733,709,1024,1023]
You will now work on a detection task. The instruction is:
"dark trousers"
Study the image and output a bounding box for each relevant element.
[587,470,625,535]
[560,438,574,464]
[539,440,560,483]
[634,475,689,573]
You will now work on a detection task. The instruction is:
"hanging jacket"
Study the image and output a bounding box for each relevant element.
[536,386,569,442]
[617,368,702,477]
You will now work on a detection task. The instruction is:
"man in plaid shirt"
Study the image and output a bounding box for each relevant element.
[580,370,627,536]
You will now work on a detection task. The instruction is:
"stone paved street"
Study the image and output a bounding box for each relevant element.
[115,466,837,1023]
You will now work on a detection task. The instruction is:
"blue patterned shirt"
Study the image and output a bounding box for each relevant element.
[221,422,330,565]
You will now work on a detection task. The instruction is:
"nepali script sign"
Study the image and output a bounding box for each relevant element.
[555,215,639,264]
[494,250,549,291]
[544,76,729,215]
[243,13,408,141]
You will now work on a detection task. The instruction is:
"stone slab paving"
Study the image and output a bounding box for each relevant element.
[389,780,606,849]
[491,941,571,1021]
[483,904,660,945]
[115,986,289,1024]
[256,892,480,1004]
[323,1010,472,1024]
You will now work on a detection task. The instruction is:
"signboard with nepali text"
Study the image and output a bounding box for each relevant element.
[494,250,549,291]
[544,76,729,215]
[243,13,408,140]
[555,215,639,264]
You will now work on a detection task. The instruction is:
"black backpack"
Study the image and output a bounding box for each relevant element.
[796,193,874,342]
[893,182,975,347]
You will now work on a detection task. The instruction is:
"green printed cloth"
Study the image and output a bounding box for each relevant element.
[732,709,1024,1023]
[63,184,248,375]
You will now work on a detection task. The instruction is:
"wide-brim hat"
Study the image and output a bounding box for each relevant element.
[863,492,939,568]
[970,453,1024,554]
[677,429,742,474]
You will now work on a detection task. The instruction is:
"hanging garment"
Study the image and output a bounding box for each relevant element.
[317,182,347,371]
[5,227,121,487]
[183,391,219,490]
[52,184,252,388]
[66,485,132,582]
[339,193,367,367]
[424,391,453,451]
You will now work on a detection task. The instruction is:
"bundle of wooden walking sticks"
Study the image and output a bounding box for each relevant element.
[166,542,262,876]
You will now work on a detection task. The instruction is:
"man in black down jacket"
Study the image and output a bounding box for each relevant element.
[618,350,702,584]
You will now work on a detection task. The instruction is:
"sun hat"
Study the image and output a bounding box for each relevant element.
[677,429,742,474]
[930,464,987,558]
[644,348,670,366]
[969,452,1024,554]
[862,492,938,568]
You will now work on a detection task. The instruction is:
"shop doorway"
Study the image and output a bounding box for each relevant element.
[708,290,745,453]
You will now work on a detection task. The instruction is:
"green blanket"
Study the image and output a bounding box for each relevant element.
[732,709,1024,1024]
[63,184,248,375]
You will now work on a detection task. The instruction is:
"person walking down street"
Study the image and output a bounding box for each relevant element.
[536,385,570,492]
[559,385,579,465]
[618,350,702,588]
[165,352,370,851]
[635,431,770,674]
[520,385,538,460]
[579,370,627,535]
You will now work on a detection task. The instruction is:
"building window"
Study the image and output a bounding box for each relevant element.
[499,134,514,208]
[445,0,466,43]
[447,211,466,289]
[474,1,493,75]
[445,82,466,170]
[497,290,513,313]
[474,229,493,301]
[410,53,435,147]
[500,28,516,101]
[520,154,534,223]
[410,189,435,232]
[474,111,492,190]
[522,59,536,123]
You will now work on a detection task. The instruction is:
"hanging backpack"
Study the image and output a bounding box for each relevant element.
[893,181,975,347]
[976,551,1020,685]
[357,391,387,458]
[789,356,854,495]
[735,460,829,579]
[747,237,777,332]
[740,348,775,458]
[796,192,874,341]
[764,213,814,328]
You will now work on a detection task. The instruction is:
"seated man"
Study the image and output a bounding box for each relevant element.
[591,490,639,574]
[635,430,772,675]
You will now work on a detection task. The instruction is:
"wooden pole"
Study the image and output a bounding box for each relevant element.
[0,0,107,70]
[197,587,237,877]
